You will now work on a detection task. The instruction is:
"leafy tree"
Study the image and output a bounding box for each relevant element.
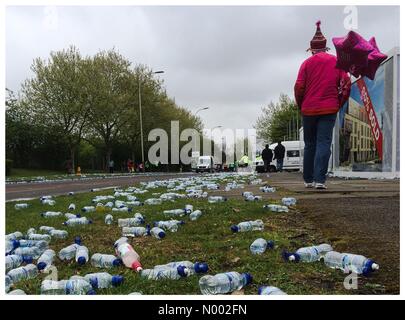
[255,94,301,143]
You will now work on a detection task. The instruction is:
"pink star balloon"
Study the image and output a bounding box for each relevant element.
[360,37,388,80]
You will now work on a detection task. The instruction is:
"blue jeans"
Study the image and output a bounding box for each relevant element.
[303,113,336,184]
[276,159,283,171]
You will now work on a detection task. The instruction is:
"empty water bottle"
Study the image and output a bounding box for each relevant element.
[6,255,33,273]
[105,214,114,225]
[76,245,89,265]
[28,233,51,242]
[242,191,253,198]
[15,203,29,210]
[154,261,208,275]
[163,209,187,217]
[8,289,26,295]
[208,196,227,203]
[5,275,12,293]
[263,204,289,213]
[84,272,124,289]
[122,227,148,237]
[282,197,297,206]
[141,267,189,280]
[114,239,142,271]
[39,226,55,234]
[68,192,75,196]
[41,211,63,218]
[13,247,42,259]
[5,231,23,241]
[91,253,122,268]
[37,249,56,271]
[40,195,53,201]
[245,195,262,201]
[149,227,166,239]
[260,186,276,193]
[27,228,36,236]
[153,220,184,232]
[283,244,333,262]
[50,229,68,239]
[65,213,81,220]
[199,272,252,295]
[81,206,95,213]
[231,220,264,233]
[250,238,274,255]
[118,218,143,227]
[59,243,79,261]
[324,251,379,275]
[258,286,287,295]
[18,239,48,250]
[63,217,92,226]
[112,206,133,213]
[189,210,202,221]
[7,264,38,283]
[41,199,56,206]
[145,198,162,205]
[68,203,76,211]
[185,204,194,214]
[41,279,95,295]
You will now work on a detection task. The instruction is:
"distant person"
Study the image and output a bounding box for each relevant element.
[273,141,286,172]
[109,159,114,174]
[261,144,273,173]
[294,21,350,189]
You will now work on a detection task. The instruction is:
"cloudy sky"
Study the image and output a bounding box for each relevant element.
[6,5,400,130]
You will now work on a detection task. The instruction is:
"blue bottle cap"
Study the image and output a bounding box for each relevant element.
[23,256,33,264]
[119,205,125,208]
[140,202,144,206]
[230,225,239,233]
[179,220,185,225]
[87,289,96,295]
[74,236,82,245]
[363,259,377,275]
[88,220,93,224]
[77,256,86,265]
[258,286,265,295]
[139,218,145,224]
[81,208,86,212]
[89,277,98,289]
[223,197,228,201]
[37,262,47,270]
[113,258,122,267]
[40,213,45,217]
[282,250,300,262]
[194,262,208,273]
[63,222,67,226]
[158,231,166,239]
[146,225,151,236]
[128,207,133,212]
[153,221,158,227]
[242,273,253,285]
[76,214,81,218]
[267,240,275,249]
[177,266,188,277]
[12,240,20,249]
[112,275,124,286]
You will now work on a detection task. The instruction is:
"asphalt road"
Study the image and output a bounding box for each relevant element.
[6,173,196,201]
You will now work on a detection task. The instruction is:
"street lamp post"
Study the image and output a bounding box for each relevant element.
[138,70,164,173]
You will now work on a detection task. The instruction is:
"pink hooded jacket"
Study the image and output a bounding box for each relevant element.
[294,52,351,116]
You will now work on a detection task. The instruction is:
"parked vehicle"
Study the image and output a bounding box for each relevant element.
[255,141,303,172]
[196,156,215,173]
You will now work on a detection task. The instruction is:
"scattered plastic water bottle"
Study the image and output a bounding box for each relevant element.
[28,233,51,242]
[18,239,48,250]
[105,214,114,225]
[40,195,53,201]
[282,197,297,206]
[199,272,252,295]
[5,231,23,241]
[14,203,29,210]
[260,186,276,193]
[145,198,162,205]
[208,196,227,203]
[118,218,143,227]
[122,227,148,237]
[50,229,68,239]
[75,245,89,265]
[7,264,38,283]
[37,249,56,271]
[68,203,76,211]
[5,275,12,293]
[59,243,80,261]
[250,238,274,255]
[13,247,42,259]
[154,261,208,275]
[185,204,194,214]
[81,206,95,213]
[68,192,75,196]
[141,267,189,280]
[105,201,114,208]
[231,220,264,233]
[39,226,55,234]
[112,206,133,213]
[149,227,166,239]
[189,210,202,221]
[242,191,253,198]
[114,238,142,271]
[63,217,92,226]
[324,251,379,275]
[84,272,124,289]
[258,286,287,295]
[283,244,333,262]
[6,255,33,273]
[128,292,142,295]
[8,289,26,295]
[41,211,63,218]
[41,199,56,206]
[41,279,95,295]
[91,253,122,268]
[153,220,184,232]
[263,204,289,213]
[163,209,187,217]
[245,195,262,201]
[65,213,81,220]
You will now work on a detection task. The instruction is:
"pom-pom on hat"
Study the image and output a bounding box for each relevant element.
[307,20,330,52]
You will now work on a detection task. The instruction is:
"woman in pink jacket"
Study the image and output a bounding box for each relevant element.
[294,21,351,189]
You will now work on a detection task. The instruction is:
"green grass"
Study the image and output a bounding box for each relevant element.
[8,168,67,178]
[6,181,350,295]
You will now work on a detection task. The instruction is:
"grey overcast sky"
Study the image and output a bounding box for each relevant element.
[6,5,400,129]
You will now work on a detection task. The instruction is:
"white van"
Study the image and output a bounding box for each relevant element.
[196,156,215,173]
[270,141,303,171]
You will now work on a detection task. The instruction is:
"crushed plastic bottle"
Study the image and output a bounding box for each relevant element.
[75,245,89,265]
[7,264,38,283]
[6,255,33,273]
[14,203,29,210]
[63,217,92,226]
[283,244,333,262]
[59,243,80,261]
[231,220,264,233]
[84,272,124,289]
[263,204,289,213]
[41,279,95,295]
[208,196,227,203]
[324,251,379,275]
[258,286,287,295]
[105,214,114,225]
[41,211,63,218]
[91,253,122,268]
[250,238,274,255]
[148,226,166,239]
[199,272,252,295]
[81,206,95,213]
[140,267,189,280]
[114,238,142,271]
[189,210,202,221]
[122,226,148,237]
[37,249,56,271]
[282,197,297,206]
[49,229,68,239]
